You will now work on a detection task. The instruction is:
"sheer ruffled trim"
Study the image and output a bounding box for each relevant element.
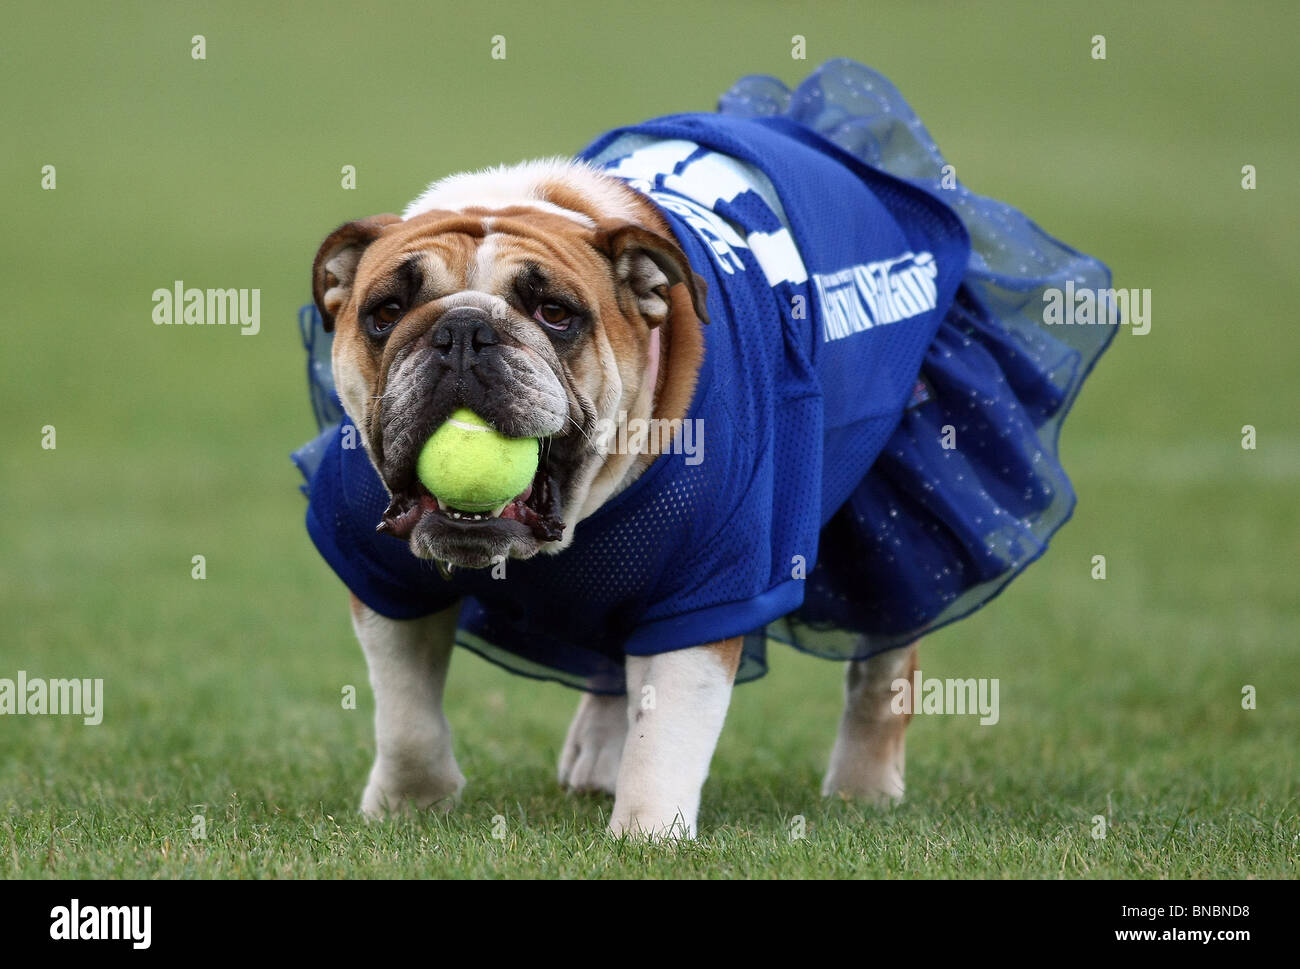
[720,59,1115,669]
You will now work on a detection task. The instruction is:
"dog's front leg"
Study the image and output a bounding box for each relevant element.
[350,594,466,818]
[609,638,742,839]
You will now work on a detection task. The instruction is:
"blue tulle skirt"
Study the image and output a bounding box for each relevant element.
[719,59,1115,666]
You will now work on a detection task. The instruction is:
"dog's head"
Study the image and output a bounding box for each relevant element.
[312,160,708,569]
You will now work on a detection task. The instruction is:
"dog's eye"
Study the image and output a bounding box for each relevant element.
[366,300,404,336]
[533,302,572,331]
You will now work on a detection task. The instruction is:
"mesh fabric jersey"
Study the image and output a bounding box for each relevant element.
[293,59,1115,694]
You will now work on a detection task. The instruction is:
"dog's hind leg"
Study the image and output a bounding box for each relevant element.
[558,692,626,795]
[352,595,466,818]
[821,641,918,804]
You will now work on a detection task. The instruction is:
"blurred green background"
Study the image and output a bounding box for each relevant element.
[1,0,1296,877]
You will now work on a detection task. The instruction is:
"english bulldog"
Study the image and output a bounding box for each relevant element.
[298,60,1113,839]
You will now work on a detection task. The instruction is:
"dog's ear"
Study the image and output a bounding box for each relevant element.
[312,215,403,331]
[592,221,709,327]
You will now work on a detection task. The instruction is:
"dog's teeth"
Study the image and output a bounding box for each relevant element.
[437,501,497,522]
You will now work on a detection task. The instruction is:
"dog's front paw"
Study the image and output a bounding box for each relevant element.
[361,757,466,819]
[607,804,695,840]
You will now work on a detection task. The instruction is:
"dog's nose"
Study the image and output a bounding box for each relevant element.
[431,307,499,371]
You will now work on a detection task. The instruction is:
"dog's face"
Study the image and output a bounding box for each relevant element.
[311,166,707,569]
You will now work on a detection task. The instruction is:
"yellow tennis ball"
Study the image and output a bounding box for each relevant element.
[416,409,539,512]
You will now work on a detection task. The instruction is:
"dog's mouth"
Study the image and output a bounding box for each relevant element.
[377,452,564,546]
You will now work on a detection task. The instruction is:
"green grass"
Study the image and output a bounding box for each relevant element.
[1,0,1297,878]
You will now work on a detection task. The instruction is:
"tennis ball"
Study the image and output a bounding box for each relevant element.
[416,409,539,513]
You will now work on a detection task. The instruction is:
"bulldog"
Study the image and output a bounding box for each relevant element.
[296,59,1113,839]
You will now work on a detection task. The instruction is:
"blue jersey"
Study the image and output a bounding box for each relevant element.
[294,60,1114,693]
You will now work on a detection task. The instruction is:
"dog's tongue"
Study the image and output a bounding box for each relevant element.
[495,484,532,521]
[482,482,563,540]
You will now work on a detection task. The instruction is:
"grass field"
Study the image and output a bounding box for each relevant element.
[1,1,1296,878]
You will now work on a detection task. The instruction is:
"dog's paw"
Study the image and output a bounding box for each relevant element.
[607,806,695,841]
[360,757,466,820]
[820,757,905,806]
[558,693,625,795]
